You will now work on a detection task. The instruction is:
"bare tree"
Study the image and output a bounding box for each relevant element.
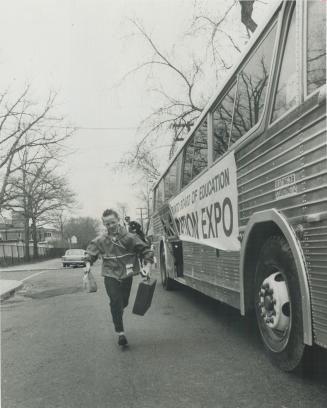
[115,202,129,222]
[8,148,76,259]
[0,87,73,210]
[115,18,209,178]
[189,0,272,79]
[30,175,75,258]
[115,141,161,181]
[189,0,241,74]
[135,179,153,235]
[63,217,100,249]
[116,0,274,184]
[48,209,69,246]
[117,2,262,179]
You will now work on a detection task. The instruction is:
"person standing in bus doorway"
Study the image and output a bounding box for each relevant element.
[85,208,154,347]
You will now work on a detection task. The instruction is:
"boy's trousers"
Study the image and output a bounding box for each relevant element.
[104,276,133,333]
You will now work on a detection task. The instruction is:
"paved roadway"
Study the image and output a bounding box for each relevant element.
[1,260,327,408]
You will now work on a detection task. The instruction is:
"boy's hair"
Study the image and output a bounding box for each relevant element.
[102,208,119,219]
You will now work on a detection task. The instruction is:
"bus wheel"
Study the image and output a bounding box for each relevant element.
[160,246,174,290]
[254,236,305,371]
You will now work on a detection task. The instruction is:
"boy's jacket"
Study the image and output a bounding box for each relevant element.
[85,226,153,280]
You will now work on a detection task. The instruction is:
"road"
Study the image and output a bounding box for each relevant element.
[1,260,327,408]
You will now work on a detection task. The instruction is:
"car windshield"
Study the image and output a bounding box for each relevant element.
[65,249,85,255]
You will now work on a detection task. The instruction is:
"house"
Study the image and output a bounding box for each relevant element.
[0,212,61,243]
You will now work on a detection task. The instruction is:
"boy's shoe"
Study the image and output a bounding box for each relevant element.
[118,334,128,346]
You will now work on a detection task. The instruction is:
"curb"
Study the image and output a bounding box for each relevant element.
[0,267,61,273]
[0,281,24,302]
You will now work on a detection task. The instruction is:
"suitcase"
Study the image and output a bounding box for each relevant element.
[132,278,157,316]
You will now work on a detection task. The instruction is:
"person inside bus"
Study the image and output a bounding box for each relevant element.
[128,220,147,243]
[84,208,154,347]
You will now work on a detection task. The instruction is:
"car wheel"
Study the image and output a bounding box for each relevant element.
[255,235,305,372]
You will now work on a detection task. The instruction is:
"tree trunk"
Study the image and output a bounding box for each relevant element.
[59,213,65,243]
[31,218,39,259]
[24,217,30,261]
[0,153,15,211]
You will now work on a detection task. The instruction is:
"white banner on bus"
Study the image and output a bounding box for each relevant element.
[169,152,240,251]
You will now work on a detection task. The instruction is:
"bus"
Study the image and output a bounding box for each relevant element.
[151,0,326,372]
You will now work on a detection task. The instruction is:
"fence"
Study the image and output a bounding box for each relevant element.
[0,243,66,267]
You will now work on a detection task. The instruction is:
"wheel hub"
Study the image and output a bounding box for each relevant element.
[258,272,290,331]
[263,296,274,311]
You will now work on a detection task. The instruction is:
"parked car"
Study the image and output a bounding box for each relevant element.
[62,249,87,267]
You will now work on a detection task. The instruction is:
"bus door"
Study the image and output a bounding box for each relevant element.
[158,203,184,277]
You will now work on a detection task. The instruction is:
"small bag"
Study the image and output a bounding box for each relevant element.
[83,271,97,293]
[132,277,157,316]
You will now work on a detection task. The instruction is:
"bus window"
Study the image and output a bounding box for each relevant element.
[182,136,194,188]
[152,188,156,212]
[164,158,178,201]
[182,119,208,188]
[271,6,297,122]
[307,1,326,96]
[192,119,208,178]
[212,83,237,161]
[155,179,165,209]
[232,23,277,141]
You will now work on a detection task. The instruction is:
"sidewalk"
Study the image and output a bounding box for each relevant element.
[0,258,61,301]
[0,258,62,273]
[0,280,24,301]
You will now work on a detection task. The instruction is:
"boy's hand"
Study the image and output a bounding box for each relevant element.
[85,262,91,273]
[140,262,151,278]
[143,258,154,266]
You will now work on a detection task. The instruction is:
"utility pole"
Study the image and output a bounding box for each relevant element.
[120,205,126,220]
[136,207,147,231]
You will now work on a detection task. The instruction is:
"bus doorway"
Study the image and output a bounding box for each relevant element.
[172,241,183,277]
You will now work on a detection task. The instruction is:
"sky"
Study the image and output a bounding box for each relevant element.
[0,0,276,221]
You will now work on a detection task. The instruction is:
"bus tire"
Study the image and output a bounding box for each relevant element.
[254,235,305,372]
[160,246,174,291]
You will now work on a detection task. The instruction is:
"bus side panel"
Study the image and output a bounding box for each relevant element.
[299,103,327,349]
[237,98,326,224]
[236,93,327,348]
[183,241,240,309]
[303,219,327,348]
[153,208,241,308]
